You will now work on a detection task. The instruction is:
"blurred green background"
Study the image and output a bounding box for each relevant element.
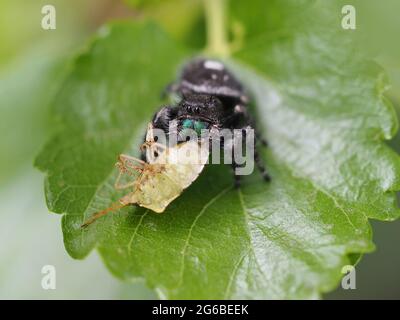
[0,0,399,299]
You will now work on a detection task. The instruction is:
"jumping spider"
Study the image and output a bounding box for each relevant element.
[143,58,270,188]
[81,59,271,227]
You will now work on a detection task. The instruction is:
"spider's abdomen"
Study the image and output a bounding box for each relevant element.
[177,59,248,105]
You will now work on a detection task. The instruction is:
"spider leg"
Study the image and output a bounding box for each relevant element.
[240,125,271,182]
[231,161,242,188]
[233,104,268,147]
[227,112,271,184]
[253,145,271,182]
[231,105,271,182]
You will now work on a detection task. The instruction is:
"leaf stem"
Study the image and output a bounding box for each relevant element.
[203,0,230,57]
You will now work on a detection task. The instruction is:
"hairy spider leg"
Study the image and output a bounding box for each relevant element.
[233,104,268,147]
[214,111,271,187]
[239,125,271,184]
[234,104,270,179]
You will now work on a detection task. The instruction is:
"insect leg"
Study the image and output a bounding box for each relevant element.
[115,154,145,189]
[81,200,128,228]
[118,154,146,165]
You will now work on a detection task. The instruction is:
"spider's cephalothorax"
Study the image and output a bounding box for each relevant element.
[165,58,249,107]
[145,58,270,187]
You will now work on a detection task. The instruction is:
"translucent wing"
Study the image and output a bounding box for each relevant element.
[121,140,209,212]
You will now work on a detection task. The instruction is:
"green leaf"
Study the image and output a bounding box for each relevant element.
[229,0,316,45]
[234,31,400,221]
[124,0,205,50]
[36,19,400,299]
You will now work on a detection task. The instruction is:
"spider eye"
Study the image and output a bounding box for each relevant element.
[194,121,207,135]
[182,119,194,129]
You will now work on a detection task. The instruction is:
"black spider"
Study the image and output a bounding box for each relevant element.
[143,58,270,187]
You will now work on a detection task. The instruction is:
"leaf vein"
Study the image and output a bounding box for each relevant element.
[176,186,231,288]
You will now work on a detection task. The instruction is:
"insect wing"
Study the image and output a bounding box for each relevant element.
[125,141,209,212]
[129,167,182,213]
